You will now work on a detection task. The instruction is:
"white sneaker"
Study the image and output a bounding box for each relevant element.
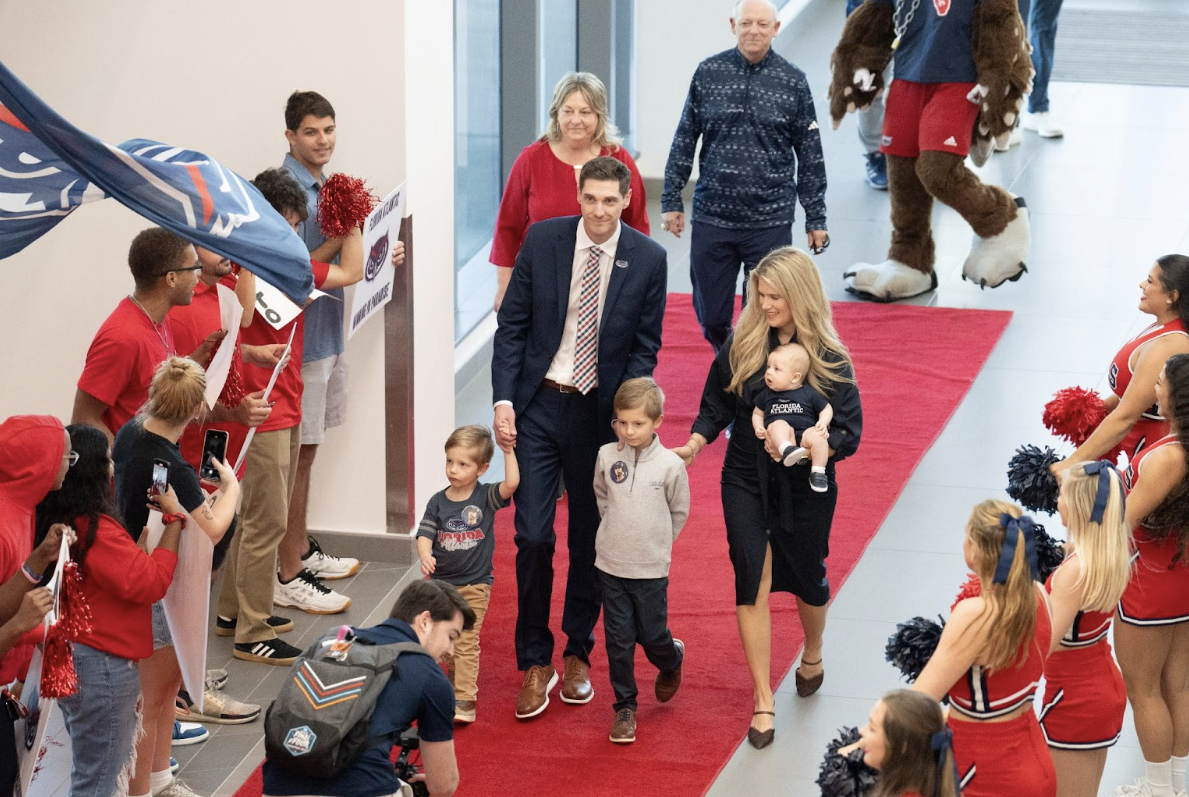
[156,779,203,797]
[1022,111,1064,138]
[300,535,360,580]
[1114,779,1158,797]
[993,126,1024,152]
[274,568,351,614]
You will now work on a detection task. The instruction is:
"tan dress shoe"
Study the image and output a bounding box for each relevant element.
[654,639,684,703]
[560,655,594,704]
[515,664,558,719]
[609,708,636,744]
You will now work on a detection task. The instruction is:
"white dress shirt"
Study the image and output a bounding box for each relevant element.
[544,221,622,387]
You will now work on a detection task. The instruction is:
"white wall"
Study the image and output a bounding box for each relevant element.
[0,1,454,539]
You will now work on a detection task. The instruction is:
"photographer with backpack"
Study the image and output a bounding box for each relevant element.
[262,580,474,797]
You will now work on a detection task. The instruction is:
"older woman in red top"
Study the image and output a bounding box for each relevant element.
[490,71,649,310]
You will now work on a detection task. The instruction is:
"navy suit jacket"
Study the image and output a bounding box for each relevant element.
[492,216,668,443]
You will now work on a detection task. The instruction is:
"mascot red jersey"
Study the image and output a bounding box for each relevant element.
[830,0,1034,301]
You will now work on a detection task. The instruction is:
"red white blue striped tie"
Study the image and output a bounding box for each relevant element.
[573,245,602,394]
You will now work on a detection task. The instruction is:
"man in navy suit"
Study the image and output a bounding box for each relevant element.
[492,157,667,720]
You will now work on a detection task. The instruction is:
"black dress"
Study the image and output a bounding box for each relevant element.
[691,329,862,605]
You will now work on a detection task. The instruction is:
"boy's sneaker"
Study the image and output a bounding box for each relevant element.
[809,471,829,493]
[275,569,351,614]
[781,445,807,467]
[177,679,262,723]
[864,152,888,190]
[206,669,228,690]
[1022,111,1064,138]
[301,535,360,580]
[171,720,209,746]
[214,614,294,637]
[609,708,636,744]
[157,779,202,797]
[455,699,477,724]
[232,637,304,667]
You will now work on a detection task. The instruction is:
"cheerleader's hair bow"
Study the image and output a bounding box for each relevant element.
[994,513,1040,584]
[1081,460,1121,524]
[929,727,960,797]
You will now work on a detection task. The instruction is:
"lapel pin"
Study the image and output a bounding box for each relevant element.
[614,259,628,269]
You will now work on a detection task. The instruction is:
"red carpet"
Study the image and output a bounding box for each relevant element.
[234,296,1010,797]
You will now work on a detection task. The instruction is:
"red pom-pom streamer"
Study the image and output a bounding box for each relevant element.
[317,173,377,239]
[1043,387,1107,447]
[951,572,982,611]
[219,346,246,409]
[39,625,77,699]
[57,562,93,642]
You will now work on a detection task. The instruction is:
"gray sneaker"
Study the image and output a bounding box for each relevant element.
[175,678,261,724]
[156,779,203,797]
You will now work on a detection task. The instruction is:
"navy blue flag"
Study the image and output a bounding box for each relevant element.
[0,59,313,302]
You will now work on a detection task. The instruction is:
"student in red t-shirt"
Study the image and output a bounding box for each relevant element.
[73,228,204,442]
[217,168,374,664]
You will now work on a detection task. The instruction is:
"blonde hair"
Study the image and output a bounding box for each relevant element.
[146,357,206,425]
[542,72,621,150]
[964,499,1037,673]
[614,377,665,421]
[770,342,810,378]
[728,248,854,396]
[1060,465,1133,613]
[445,425,495,466]
[874,691,959,797]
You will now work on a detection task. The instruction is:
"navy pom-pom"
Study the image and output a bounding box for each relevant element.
[885,615,945,683]
[1006,444,1064,514]
[817,726,879,797]
[1032,522,1067,582]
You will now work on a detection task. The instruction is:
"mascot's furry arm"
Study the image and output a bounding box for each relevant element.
[828,1,895,128]
[971,0,1035,144]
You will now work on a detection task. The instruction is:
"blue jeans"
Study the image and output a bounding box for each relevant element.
[57,643,142,797]
[1017,0,1065,113]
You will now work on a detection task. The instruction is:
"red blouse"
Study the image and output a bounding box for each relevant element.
[490,139,650,267]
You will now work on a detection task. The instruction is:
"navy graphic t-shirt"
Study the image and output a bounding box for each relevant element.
[755,384,831,435]
[871,0,982,84]
[416,482,508,586]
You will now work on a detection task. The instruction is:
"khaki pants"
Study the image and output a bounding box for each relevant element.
[452,584,491,702]
[217,426,300,643]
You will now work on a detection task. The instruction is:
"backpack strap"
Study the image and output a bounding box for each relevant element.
[364,642,436,751]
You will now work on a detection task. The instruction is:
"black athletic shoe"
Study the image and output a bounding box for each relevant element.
[233,638,302,666]
[809,472,829,493]
[215,614,294,637]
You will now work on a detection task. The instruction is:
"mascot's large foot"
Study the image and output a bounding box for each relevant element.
[844,259,938,303]
[961,197,1030,289]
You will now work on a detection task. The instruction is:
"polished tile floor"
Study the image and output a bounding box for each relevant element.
[191,1,1189,795]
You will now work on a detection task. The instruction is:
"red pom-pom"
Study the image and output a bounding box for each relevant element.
[1043,387,1107,447]
[219,346,246,409]
[39,625,77,699]
[57,562,93,642]
[951,572,982,611]
[317,173,377,239]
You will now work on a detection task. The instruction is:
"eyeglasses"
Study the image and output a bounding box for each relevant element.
[67,450,79,468]
[159,261,202,278]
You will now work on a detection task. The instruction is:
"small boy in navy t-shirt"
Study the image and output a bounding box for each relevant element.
[416,425,519,724]
[752,342,833,492]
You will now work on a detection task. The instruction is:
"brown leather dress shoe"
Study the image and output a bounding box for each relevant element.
[795,658,824,697]
[609,708,636,744]
[747,710,775,749]
[654,639,684,703]
[560,655,594,704]
[515,664,558,719]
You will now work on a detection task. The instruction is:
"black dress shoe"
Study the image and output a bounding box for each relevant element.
[748,710,775,749]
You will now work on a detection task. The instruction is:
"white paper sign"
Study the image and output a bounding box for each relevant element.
[255,280,331,331]
[347,182,406,340]
[145,511,213,715]
[233,324,297,474]
[202,284,244,409]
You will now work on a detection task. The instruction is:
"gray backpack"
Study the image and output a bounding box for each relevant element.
[264,626,431,778]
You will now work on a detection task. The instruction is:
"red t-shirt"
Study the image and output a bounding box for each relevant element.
[77,298,176,436]
[238,260,330,434]
[172,275,250,471]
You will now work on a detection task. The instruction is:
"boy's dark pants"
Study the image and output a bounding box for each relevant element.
[598,568,683,711]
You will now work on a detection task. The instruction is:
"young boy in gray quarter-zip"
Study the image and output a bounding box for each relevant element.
[593,377,691,745]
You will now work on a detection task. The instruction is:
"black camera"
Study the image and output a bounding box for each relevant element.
[393,729,429,797]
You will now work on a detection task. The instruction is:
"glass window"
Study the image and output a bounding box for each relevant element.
[539,0,578,134]
[454,0,502,341]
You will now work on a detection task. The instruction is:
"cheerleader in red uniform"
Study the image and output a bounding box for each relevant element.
[912,500,1055,797]
[1056,256,1189,476]
[858,690,959,797]
[1113,353,1189,797]
[1042,462,1132,797]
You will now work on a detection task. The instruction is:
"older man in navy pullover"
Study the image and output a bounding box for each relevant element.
[662,0,828,352]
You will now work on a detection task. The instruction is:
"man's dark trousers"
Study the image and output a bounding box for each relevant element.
[690,221,792,351]
[513,384,602,670]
